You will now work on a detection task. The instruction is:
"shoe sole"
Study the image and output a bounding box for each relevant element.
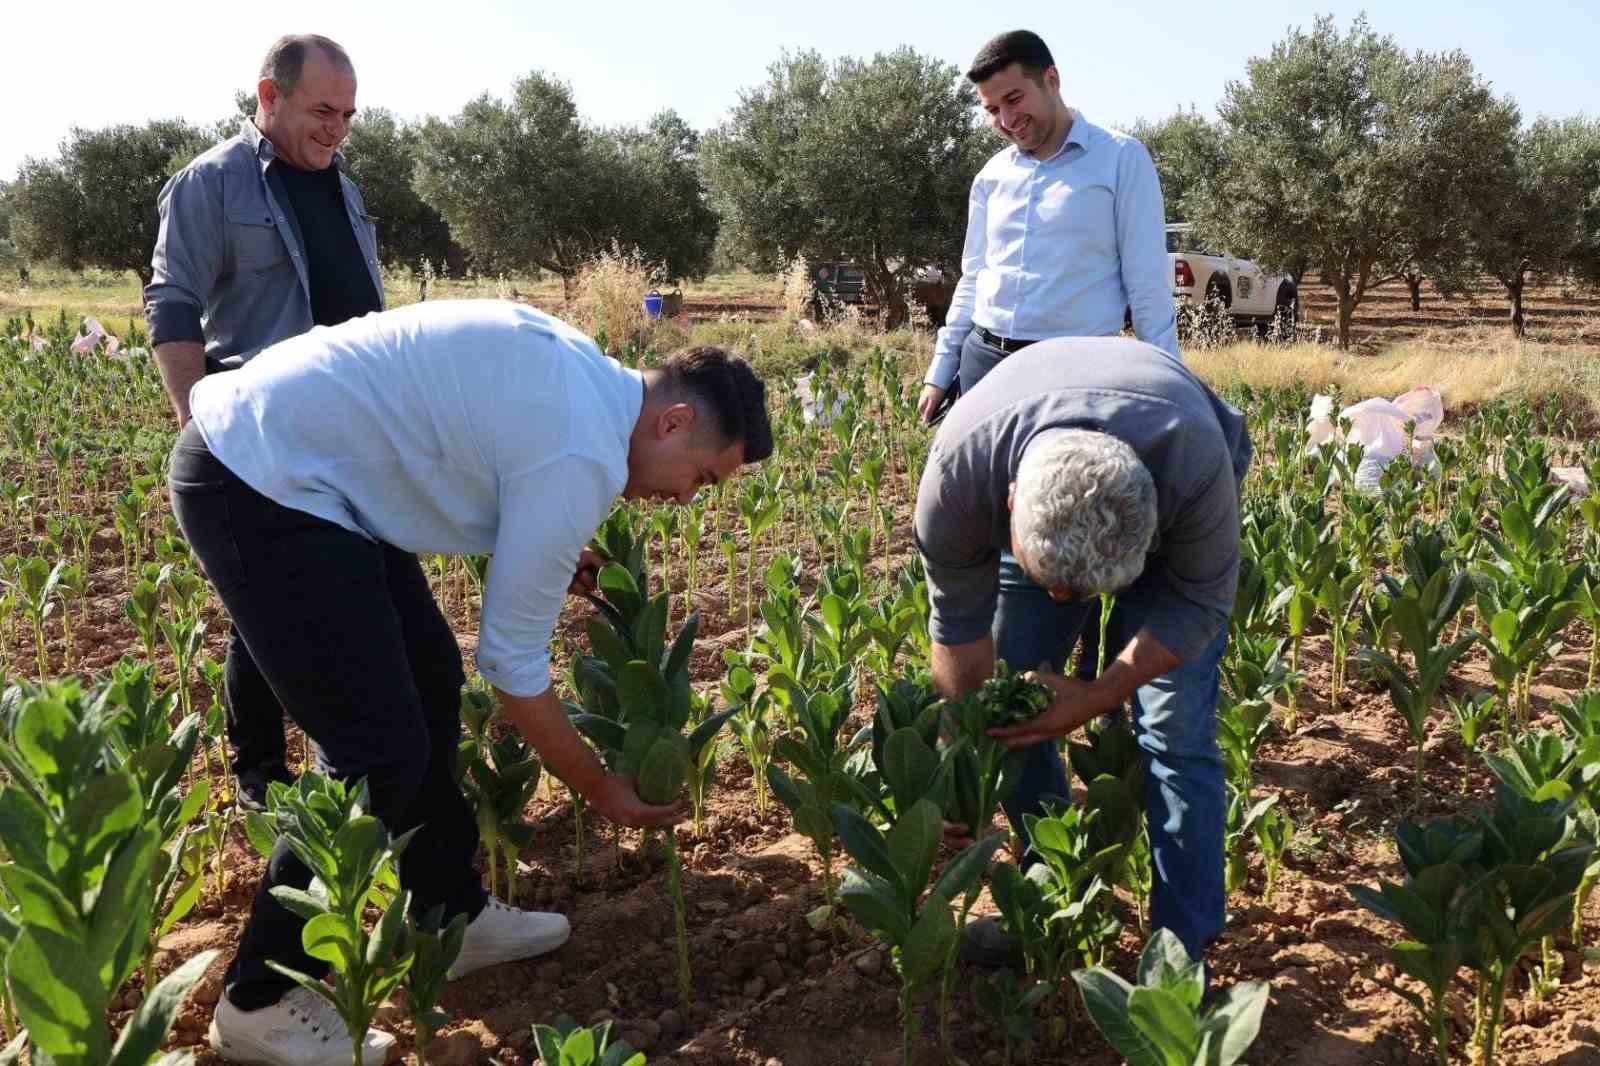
[208,1020,394,1066]
[447,923,571,981]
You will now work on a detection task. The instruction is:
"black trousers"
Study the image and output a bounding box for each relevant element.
[169,423,486,1008]
[203,355,289,783]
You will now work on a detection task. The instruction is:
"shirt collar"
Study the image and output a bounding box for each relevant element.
[1034,110,1089,165]
[241,118,345,173]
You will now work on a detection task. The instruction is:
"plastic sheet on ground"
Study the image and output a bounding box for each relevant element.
[1304,386,1443,492]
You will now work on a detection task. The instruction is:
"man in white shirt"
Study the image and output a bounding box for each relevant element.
[171,299,773,1066]
[917,29,1178,422]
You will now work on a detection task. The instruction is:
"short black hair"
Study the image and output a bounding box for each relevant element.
[661,346,774,463]
[967,30,1055,84]
[260,34,354,97]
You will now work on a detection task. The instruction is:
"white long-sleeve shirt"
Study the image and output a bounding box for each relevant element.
[927,113,1179,390]
[190,299,643,698]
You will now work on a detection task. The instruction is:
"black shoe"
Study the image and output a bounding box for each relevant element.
[234,764,293,813]
[958,915,1024,968]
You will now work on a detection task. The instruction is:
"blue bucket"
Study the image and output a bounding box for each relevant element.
[643,290,664,319]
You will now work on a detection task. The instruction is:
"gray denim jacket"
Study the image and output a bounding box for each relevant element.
[144,120,385,365]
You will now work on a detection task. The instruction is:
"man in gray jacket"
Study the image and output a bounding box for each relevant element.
[145,33,384,809]
[914,335,1251,962]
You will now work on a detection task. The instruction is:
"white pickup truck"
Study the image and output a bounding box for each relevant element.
[1167,223,1298,334]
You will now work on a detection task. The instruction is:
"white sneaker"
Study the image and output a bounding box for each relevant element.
[208,986,395,1066]
[448,895,570,980]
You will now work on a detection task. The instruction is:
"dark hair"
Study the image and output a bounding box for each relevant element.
[260,34,354,97]
[967,30,1055,84]
[660,346,774,463]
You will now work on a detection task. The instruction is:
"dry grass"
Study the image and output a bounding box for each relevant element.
[1188,331,1600,420]
[567,246,656,352]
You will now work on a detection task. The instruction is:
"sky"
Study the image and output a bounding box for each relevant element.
[3,0,1596,180]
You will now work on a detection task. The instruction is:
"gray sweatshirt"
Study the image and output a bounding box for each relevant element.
[913,337,1252,661]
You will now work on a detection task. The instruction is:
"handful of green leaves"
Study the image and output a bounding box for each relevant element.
[969,660,1052,726]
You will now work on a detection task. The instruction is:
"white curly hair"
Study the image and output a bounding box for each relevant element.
[1011,428,1157,596]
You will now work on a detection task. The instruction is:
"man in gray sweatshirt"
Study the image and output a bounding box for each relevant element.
[913,335,1251,960]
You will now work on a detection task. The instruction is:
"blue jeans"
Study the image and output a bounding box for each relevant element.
[994,555,1228,960]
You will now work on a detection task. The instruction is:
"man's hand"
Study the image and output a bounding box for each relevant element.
[987,668,1114,749]
[917,383,947,424]
[590,772,686,829]
[568,548,606,597]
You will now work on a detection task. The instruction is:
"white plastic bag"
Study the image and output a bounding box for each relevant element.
[794,372,845,426]
[1302,386,1445,492]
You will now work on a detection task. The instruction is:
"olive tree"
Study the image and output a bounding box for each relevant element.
[413,73,716,298]
[0,178,25,282]
[1127,107,1224,224]
[705,47,996,325]
[7,120,205,286]
[1190,16,1517,348]
[341,108,466,275]
[1472,116,1600,335]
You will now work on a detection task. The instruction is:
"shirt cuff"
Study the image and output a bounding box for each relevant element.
[147,299,205,347]
[476,646,551,699]
[926,331,966,389]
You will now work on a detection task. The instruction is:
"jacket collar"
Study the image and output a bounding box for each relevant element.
[241,118,345,173]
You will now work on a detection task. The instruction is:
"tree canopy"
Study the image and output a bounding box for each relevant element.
[413,73,717,295]
[1189,15,1518,347]
[704,47,997,322]
[8,120,205,286]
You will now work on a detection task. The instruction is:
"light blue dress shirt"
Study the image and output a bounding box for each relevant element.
[190,299,644,699]
[927,113,1179,390]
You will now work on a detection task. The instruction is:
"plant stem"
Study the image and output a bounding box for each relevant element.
[940,891,979,1064]
[664,831,691,1014]
[1482,964,1510,1066]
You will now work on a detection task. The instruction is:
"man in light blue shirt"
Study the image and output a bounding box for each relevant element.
[917,29,1178,422]
[171,300,774,1065]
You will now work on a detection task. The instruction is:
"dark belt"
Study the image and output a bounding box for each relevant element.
[975,325,1040,354]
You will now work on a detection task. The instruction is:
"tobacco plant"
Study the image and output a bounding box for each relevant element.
[532,1014,646,1066]
[569,558,735,1013]
[399,903,467,1066]
[1355,542,1475,804]
[766,671,861,928]
[461,733,543,905]
[1073,928,1269,1066]
[832,798,1006,1066]
[975,968,1051,1066]
[0,680,219,1066]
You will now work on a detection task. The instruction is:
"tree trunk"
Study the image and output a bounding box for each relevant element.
[1506,270,1526,337]
[136,266,154,288]
[560,271,578,306]
[1406,275,1423,312]
[1336,288,1356,350]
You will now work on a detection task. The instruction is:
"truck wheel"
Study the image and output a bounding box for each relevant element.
[1261,285,1297,342]
[1205,277,1231,309]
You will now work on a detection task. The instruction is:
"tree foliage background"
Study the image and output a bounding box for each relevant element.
[704,47,998,323]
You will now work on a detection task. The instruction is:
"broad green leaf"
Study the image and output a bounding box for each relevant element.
[1207,981,1270,1066]
[883,727,939,807]
[932,833,1006,903]
[901,892,956,985]
[616,662,670,726]
[831,803,901,892]
[1127,985,1199,1063]
[838,868,911,943]
[0,864,81,938]
[1073,967,1166,1066]
[8,925,111,1064]
[886,798,942,901]
[303,912,360,967]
